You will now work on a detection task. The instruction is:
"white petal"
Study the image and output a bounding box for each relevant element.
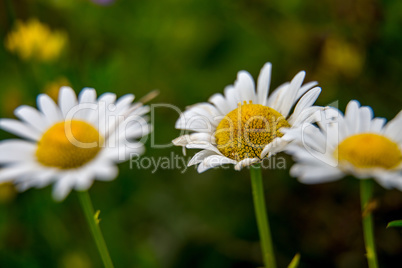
[59,86,78,117]
[296,81,319,99]
[0,163,38,182]
[115,94,135,114]
[278,71,306,117]
[78,88,97,104]
[14,105,48,132]
[37,94,63,124]
[257,62,272,105]
[0,119,41,141]
[173,133,215,147]
[52,174,74,201]
[235,71,256,103]
[197,155,236,173]
[291,163,344,184]
[344,100,360,135]
[234,158,259,170]
[358,106,373,133]
[94,163,119,181]
[224,85,239,111]
[290,87,321,120]
[383,110,402,143]
[0,139,36,164]
[188,150,217,166]
[369,117,386,132]
[266,83,289,109]
[209,93,231,115]
[260,137,289,158]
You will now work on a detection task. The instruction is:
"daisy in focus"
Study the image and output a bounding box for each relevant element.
[5,19,67,62]
[0,87,150,200]
[173,62,322,172]
[286,100,402,189]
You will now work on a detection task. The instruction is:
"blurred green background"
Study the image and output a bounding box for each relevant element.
[1,0,402,267]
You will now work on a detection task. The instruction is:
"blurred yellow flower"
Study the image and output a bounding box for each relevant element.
[44,77,71,101]
[320,37,365,78]
[0,182,17,203]
[61,251,92,268]
[5,19,67,62]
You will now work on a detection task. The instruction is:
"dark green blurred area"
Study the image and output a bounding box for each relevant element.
[0,0,402,267]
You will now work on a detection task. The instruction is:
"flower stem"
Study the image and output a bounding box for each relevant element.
[250,164,277,268]
[78,191,114,268]
[360,179,379,268]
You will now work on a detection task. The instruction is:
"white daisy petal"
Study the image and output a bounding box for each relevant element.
[197,155,236,173]
[78,88,97,104]
[291,164,344,184]
[0,119,41,141]
[59,86,78,117]
[369,117,386,132]
[188,150,217,166]
[0,139,36,163]
[209,93,231,115]
[291,87,322,120]
[224,85,239,111]
[278,71,306,117]
[52,174,75,201]
[257,62,272,105]
[344,100,360,135]
[234,158,259,171]
[383,110,402,143]
[0,163,38,182]
[37,94,63,124]
[358,106,373,133]
[296,81,319,100]
[235,71,256,103]
[14,105,48,132]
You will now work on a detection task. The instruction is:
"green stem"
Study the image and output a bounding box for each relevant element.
[360,179,379,268]
[250,165,277,268]
[78,191,114,268]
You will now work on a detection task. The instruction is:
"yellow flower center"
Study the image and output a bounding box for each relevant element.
[336,133,402,169]
[215,103,290,161]
[36,120,103,169]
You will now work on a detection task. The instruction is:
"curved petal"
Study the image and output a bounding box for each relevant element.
[14,105,48,132]
[0,119,41,141]
[59,86,78,117]
[257,62,272,105]
[37,94,63,124]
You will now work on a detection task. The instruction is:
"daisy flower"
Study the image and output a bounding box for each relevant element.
[173,62,322,172]
[0,87,150,200]
[286,100,402,189]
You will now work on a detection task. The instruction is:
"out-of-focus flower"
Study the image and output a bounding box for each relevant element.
[286,100,402,189]
[173,62,322,172]
[0,87,151,200]
[319,37,365,79]
[0,182,17,203]
[61,251,92,268]
[43,77,71,101]
[5,19,67,62]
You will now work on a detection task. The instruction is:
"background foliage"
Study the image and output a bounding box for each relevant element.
[0,0,402,267]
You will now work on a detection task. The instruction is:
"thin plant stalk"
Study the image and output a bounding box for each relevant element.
[78,191,115,268]
[250,164,277,268]
[360,179,379,268]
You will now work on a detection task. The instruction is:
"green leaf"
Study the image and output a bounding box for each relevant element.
[387,220,402,228]
[288,253,301,268]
